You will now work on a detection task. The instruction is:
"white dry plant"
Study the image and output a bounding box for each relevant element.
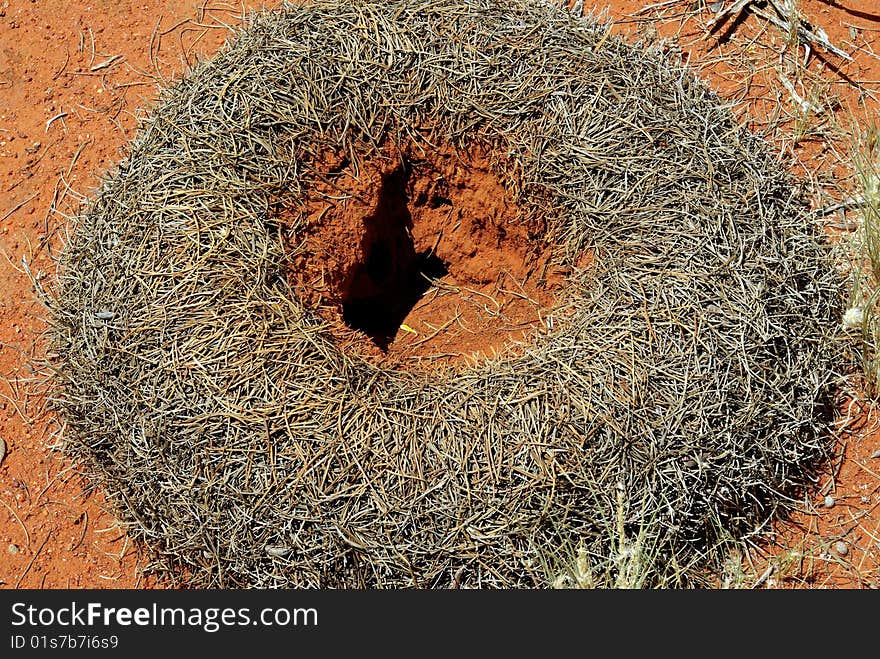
[846,122,880,396]
[549,484,672,589]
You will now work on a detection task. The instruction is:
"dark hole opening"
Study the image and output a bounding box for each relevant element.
[341,165,450,350]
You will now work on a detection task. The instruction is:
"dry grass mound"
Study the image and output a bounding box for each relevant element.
[44,0,848,587]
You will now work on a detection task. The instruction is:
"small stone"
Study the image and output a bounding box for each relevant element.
[834,540,849,556]
[0,436,6,465]
[8,543,18,555]
[823,495,835,509]
[871,450,880,460]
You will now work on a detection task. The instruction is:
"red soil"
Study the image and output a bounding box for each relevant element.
[0,0,878,589]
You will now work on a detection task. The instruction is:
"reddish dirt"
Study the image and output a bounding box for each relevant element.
[288,141,565,371]
[0,0,878,589]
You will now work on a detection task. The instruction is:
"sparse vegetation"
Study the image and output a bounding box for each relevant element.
[847,123,880,396]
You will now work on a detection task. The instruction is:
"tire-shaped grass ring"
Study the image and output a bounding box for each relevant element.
[49,0,844,587]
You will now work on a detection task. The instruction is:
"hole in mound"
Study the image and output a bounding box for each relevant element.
[285,140,571,370]
[339,164,451,350]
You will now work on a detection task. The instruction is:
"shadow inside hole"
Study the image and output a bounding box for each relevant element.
[341,165,450,350]
[343,251,448,350]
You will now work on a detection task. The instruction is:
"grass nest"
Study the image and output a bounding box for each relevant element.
[44,0,848,587]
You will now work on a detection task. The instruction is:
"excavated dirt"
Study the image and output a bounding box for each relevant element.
[287,141,565,370]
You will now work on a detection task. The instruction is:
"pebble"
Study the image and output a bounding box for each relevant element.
[8,543,18,555]
[823,495,835,509]
[871,450,880,460]
[0,436,6,465]
[834,540,849,557]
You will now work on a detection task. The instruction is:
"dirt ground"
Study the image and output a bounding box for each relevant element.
[1,0,878,589]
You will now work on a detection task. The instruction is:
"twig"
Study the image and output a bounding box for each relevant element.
[707,0,754,33]
[0,194,38,223]
[0,498,30,548]
[45,112,68,132]
[750,3,853,61]
[15,532,50,588]
[90,54,124,72]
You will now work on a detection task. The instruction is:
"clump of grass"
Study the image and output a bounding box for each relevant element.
[544,485,747,589]
[545,490,667,589]
[845,123,880,396]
